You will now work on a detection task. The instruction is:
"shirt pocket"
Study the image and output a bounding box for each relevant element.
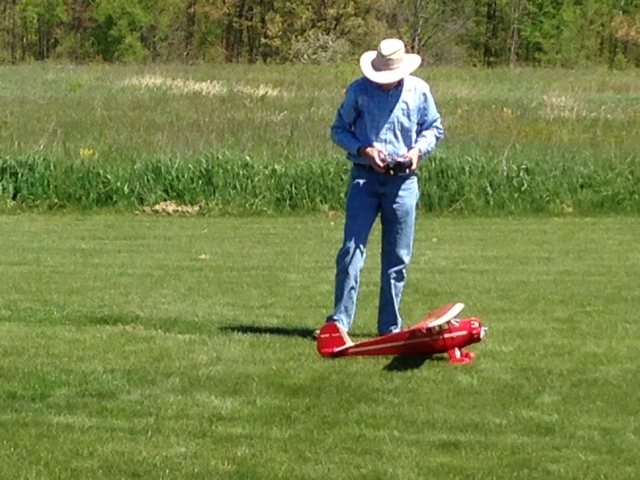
[396,101,419,133]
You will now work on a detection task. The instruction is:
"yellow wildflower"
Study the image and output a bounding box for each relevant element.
[79,148,95,157]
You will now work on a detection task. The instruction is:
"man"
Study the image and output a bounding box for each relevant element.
[325,38,444,336]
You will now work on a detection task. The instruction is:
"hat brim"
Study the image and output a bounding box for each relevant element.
[359,51,422,84]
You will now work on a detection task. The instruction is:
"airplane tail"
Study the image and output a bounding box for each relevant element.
[316,322,353,357]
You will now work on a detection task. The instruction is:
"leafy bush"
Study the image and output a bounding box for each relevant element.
[290,33,351,65]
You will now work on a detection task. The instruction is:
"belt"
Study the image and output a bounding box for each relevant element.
[353,163,411,176]
[353,163,375,172]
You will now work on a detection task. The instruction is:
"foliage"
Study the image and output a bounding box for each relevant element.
[1,0,640,66]
[289,33,351,65]
[15,0,68,61]
[89,0,151,63]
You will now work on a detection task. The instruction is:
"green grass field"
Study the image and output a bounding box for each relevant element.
[1,64,639,165]
[2,64,639,214]
[1,214,638,479]
[1,62,638,478]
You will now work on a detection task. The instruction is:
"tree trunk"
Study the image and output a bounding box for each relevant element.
[142,22,159,63]
[509,0,522,67]
[185,0,197,62]
[484,0,498,67]
[245,3,258,64]
[68,0,93,62]
[7,0,18,63]
[223,0,245,63]
[410,0,426,54]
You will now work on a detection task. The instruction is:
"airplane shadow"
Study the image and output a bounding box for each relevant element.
[384,355,435,372]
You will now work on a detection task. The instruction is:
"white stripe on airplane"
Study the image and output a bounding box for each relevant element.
[347,330,468,354]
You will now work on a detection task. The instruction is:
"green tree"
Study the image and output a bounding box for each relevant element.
[394,0,475,65]
[16,0,67,60]
[611,2,640,66]
[89,0,151,62]
[0,0,20,62]
[1,0,640,67]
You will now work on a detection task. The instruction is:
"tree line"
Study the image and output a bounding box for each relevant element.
[1,0,639,67]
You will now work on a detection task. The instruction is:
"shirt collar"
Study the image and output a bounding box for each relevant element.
[374,78,404,92]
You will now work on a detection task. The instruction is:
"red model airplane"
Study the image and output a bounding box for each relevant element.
[316,303,487,364]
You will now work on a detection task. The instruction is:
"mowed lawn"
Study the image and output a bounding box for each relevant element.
[0,214,638,480]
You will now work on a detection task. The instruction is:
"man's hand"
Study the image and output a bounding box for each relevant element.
[358,146,387,173]
[406,147,422,172]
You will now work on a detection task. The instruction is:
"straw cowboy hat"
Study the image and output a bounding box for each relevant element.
[359,38,422,84]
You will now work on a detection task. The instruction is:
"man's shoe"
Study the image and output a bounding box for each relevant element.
[377,328,401,337]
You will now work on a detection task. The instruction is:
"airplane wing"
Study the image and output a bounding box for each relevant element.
[412,302,465,329]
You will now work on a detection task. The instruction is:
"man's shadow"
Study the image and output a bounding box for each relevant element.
[220,325,316,340]
[220,324,374,340]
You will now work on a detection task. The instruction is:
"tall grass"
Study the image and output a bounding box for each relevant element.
[1,153,638,214]
[0,64,638,214]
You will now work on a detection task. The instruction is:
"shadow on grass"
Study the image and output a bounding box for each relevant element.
[220,324,377,340]
[84,314,371,341]
[30,314,441,372]
[220,325,317,340]
[220,324,439,372]
[85,312,219,336]
[383,355,434,372]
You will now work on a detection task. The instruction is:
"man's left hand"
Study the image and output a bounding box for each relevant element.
[406,148,422,172]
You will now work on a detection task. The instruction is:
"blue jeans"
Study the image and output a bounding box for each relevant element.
[328,164,420,335]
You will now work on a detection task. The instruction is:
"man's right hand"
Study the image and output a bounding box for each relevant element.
[358,146,387,173]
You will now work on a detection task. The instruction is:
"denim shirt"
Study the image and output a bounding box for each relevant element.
[330,76,444,165]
